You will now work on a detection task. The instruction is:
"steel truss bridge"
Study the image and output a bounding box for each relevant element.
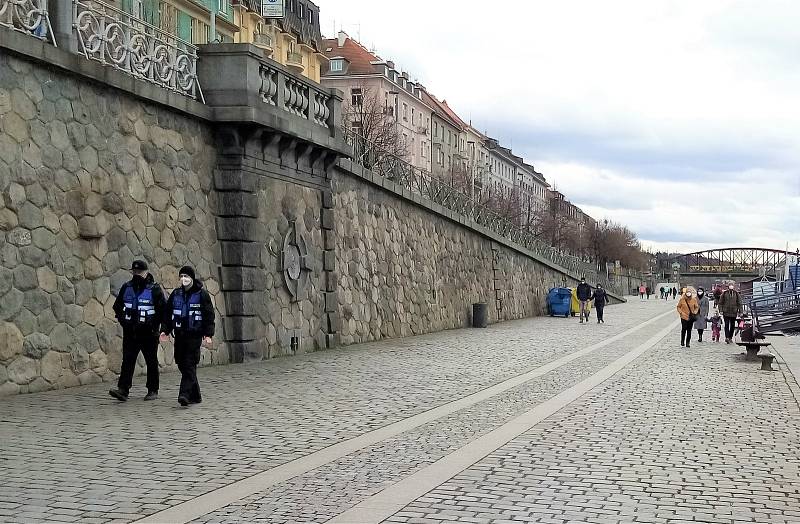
[662,248,794,278]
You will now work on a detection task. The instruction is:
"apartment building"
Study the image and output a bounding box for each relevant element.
[119,0,237,44]
[233,0,327,82]
[321,32,433,172]
[422,91,465,181]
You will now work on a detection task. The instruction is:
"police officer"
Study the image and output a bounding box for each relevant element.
[161,266,214,407]
[109,260,166,401]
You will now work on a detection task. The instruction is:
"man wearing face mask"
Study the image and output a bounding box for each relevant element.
[161,266,215,406]
[109,260,167,401]
[717,283,742,344]
[576,277,592,324]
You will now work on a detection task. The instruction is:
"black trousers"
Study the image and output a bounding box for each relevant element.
[596,306,604,321]
[680,319,694,346]
[174,335,202,402]
[118,332,159,393]
[723,316,737,340]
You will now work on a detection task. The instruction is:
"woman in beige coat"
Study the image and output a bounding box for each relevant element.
[677,289,700,348]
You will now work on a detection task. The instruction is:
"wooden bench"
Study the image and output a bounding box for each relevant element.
[735,341,772,360]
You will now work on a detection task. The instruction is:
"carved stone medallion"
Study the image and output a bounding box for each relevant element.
[281,220,311,301]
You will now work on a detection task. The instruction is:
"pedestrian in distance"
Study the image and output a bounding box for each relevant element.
[677,288,700,348]
[645,286,651,300]
[638,283,646,300]
[592,284,609,323]
[659,286,665,299]
[672,286,678,299]
[109,260,167,402]
[576,277,593,324]
[717,283,742,344]
[710,311,722,342]
[161,266,215,407]
[694,287,710,342]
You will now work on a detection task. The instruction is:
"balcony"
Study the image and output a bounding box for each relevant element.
[286,50,304,73]
[253,32,272,55]
[0,0,54,42]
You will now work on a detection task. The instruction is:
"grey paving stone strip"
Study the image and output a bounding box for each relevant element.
[192,313,667,523]
[136,308,677,524]
[327,317,680,524]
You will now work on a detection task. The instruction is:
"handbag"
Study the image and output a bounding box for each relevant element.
[687,299,698,322]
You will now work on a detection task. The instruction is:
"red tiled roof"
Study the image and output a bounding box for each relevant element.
[421,90,464,130]
[322,36,381,75]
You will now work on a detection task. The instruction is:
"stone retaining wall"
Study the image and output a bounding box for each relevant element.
[0,51,226,396]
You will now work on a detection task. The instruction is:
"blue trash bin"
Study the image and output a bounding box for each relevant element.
[547,287,572,317]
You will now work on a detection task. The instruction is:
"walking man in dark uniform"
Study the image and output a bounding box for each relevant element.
[576,277,592,324]
[161,266,214,407]
[109,260,166,401]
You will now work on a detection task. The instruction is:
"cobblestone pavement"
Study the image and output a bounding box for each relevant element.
[4,297,798,524]
[385,332,800,524]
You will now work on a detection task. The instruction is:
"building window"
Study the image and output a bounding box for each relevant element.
[330,59,343,72]
[402,103,408,121]
[411,107,415,125]
[351,88,362,106]
[298,3,303,19]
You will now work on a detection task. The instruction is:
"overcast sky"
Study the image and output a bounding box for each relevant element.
[317,0,800,254]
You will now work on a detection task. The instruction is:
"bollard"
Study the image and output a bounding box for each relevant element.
[472,303,488,328]
[759,353,776,371]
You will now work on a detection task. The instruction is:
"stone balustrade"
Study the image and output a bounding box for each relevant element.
[197,44,341,140]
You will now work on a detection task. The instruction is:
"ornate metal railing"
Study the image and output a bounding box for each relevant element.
[342,127,622,294]
[72,0,202,100]
[0,0,55,44]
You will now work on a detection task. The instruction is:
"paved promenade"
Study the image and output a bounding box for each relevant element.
[1,298,800,523]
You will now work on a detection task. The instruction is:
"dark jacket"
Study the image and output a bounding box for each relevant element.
[112,273,167,337]
[718,289,742,317]
[592,289,609,307]
[163,280,215,338]
[576,282,592,301]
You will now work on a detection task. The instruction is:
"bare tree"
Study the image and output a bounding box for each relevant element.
[342,81,408,171]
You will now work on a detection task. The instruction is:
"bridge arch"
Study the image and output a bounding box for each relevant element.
[660,247,795,278]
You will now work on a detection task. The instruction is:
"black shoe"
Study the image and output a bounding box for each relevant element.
[109,389,129,401]
[681,343,684,347]
[178,396,189,406]
[686,344,690,348]
[143,391,158,401]
[189,398,202,405]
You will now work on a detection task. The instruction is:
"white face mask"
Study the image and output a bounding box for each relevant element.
[180,276,193,287]
[686,293,693,298]
[728,285,734,290]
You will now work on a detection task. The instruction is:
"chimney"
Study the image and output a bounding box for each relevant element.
[337,30,347,48]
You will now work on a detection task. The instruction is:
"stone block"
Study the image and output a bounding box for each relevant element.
[215,216,264,241]
[324,292,337,313]
[40,350,63,383]
[220,266,266,291]
[327,313,341,333]
[220,241,262,267]
[77,215,110,239]
[322,190,334,209]
[0,322,24,362]
[214,170,258,192]
[321,208,335,230]
[323,251,336,271]
[22,332,50,358]
[7,356,37,384]
[228,340,267,363]
[223,291,262,316]
[223,316,265,341]
[326,271,338,292]
[217,192,259,217]
[13,265,37,291]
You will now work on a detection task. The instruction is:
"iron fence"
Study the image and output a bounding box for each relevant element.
[0,0,54,43]
[73,0,202,100]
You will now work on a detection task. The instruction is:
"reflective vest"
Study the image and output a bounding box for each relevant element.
[172,290,203,333]
[122,283,157,327]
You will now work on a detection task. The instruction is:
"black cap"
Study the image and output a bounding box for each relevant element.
[131,260,148,271]
[179,265,196,280]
